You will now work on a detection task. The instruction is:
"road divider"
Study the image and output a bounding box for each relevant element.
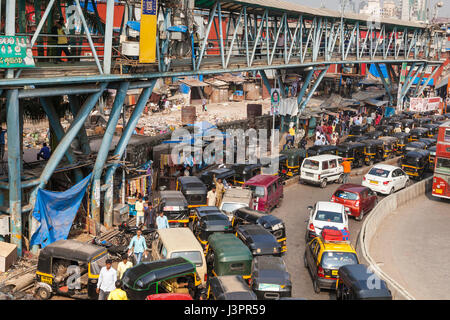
[355,176,433,300]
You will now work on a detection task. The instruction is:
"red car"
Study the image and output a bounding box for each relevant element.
[330,184,378,221]
[244,175,284,213]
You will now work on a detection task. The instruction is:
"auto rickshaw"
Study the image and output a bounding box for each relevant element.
[345,135,369,143]
[306,145,338,157]
[408,127,429,142]
[365,130,383,140]
[377,125,394,136]
[337,142,365,168]
[361,139,384,166]
[207,275,257,300]
[378,136,398,159]
[153,190,189,227]
[200,168,236,189]
[404,141,427,152]
[205,232,253,280]
[280,148,307,177]
[190,206,233,251]
[35,240,108,300]
[401,149,430,180]
[431,114,445,123]
[176,176,207,209]
[444,113,450,120]
[414,117,432,127]
[428,145,436,170]
[418,137,436,149]
[232,207,287,253]
[393,132,410,155]
[336,264,392,300]
[348,124,368,137]
[236,224,282,257]
[422,123,440,138]
[260,154,288,177]
[122,257,203,300]
[231,163,262,185]
[250,255,292,300]
[402,111,416,119]
[401,118,415,131]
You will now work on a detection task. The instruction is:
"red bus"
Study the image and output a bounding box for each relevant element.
[432,121,450,199]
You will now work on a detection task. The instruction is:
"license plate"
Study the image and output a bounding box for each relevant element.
[258,283,281,291]
[370,180,378,185]
[436,189,443,194]
[306,172,313,177]
[332,270,338,276]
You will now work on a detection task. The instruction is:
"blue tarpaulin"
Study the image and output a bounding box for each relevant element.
[369,64,388,78]
[30,173,92,248]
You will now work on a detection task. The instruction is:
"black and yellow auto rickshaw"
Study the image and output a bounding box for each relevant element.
[377,125,394,136]
[176,176,207,209]
[337,142,366,168]
[35,240,108,300]
[401,149,430,180]
[206,275,257,300]
[418,137,436,149]
[393,132,410,155]
[404,141,427,152]
[205,232,253,280]
[348,124,368,137]
[431,114,445,123]
[153,190,189,227]
[336,264,392,300]
[361,139,384,166]
[422,123,440,138]
[306,145,338,157]
[408,127,429,142]
[345,135,369,143]
[365,130,383,140]
[378,136,398,159]
[401,118,415,131]
[260,154,288,177]
[232,207,287,253]
[122,257,203,300]
[414,117,432,127]
[428,145,436,171]
[280,148,307,177]
[190,206,233,251]
[200,168,236,189]
[231,163,262,185]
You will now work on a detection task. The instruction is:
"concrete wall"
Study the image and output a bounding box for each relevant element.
[356,176,433,300]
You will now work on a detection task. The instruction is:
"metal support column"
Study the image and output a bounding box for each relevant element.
[298,68,328,111]
[103,80,156,228]
[91,81,129,228]
[374,63,393,103]
[103,0,115,74]
[416,65,440,96]
[68,95,92,155]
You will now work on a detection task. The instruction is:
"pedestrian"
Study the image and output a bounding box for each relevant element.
[213,175,225,207]
[404,126,410,134]
[0,127,6,160]
[314,137,324,146]
[107,280,128,300]
[96,259,117,300]
[341,159,352,184]
[207,186,217,206]
[144,202,156,229]
[393,124,401,133]
[184,166,191,176]
[37,143,51,160]
[202,98,207,112]
[117,255,133,280]
[127,229,148,265]
[331,133,338,146]
[135,196,145,227]
[54,19,72,63]
[156,211,169,229]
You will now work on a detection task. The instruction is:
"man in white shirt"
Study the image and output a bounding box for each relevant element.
[207,187,217,206]
[96,259,117,300]
[135,197,144,227]
[117,255,133,280]
[404,126,410,133]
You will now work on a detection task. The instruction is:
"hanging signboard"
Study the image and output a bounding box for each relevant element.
[409,97,442,112]
[139,0,158,63]
[0,36,35,68]
[270,88,281,116]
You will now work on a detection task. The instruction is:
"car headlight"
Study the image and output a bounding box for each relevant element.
[253,248,261,254]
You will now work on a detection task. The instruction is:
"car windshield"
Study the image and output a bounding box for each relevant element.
[249,185,265,197]
[435,158,450,174]
[171,251,203,267]
[334,190,359,200]
[89,253,108,275]
[221,202,247,213]
[303,159,319,170]
[321,251,358,269]
[315,210,343,223]
[368,168,390,178]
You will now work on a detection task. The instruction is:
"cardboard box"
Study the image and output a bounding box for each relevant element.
[0,241,17,272]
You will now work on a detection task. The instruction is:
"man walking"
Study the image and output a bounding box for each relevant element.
[54,19,71,63]
[144,202,156,229]
[341,159,352,184]
[117,255,133,280]
[156,211,170,229]
[135,196,145,227]
[127,229,148,265]
[96,259,117,300]
[108,280,128,300]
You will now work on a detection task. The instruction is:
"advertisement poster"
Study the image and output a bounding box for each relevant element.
[139,0,158,63]
[271,88,280,116]
[409,97,442,112]
[0,36,34,68]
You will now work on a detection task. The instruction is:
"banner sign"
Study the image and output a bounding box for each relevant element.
[0,36,35,68]
[139,0,158,63]
[409,97,442,112]
[270,88,281,116]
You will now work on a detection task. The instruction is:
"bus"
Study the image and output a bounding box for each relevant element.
[432,121,450,199]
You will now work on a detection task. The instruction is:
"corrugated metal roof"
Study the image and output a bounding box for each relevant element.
[216,0,425,29]
[214,74,245,83]
[179,78,209,87]
[203,78,229,87]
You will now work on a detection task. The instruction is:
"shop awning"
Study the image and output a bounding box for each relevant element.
[179,78,209,87]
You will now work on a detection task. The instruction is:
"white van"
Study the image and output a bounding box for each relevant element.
[300,155,344,188]
[151,228,207,285]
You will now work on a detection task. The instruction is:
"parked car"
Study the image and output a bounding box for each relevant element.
[362,164,409,195]
[331,184,378,221]
[300,155,344,188]
[219,187,253,220]
[244,174,283,213]
[305,201,348,242]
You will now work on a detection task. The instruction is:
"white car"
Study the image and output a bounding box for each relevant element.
[305,201,348,242]
[300,155,344,188]
[362,164,409,195]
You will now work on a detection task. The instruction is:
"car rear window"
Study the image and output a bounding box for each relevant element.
[221,202,247,213]
[334,190,359,200]
[368,168,390,178]
[171,251,203,267]
[315,210,343,223]
[321,252,358,269]
[249,185,265,197]
[303,159,319,170]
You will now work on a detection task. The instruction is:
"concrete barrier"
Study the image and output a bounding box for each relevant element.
[356,176,433,300]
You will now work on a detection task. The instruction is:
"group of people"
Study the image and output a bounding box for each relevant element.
[134,195,169,229]
[206,174,228,207]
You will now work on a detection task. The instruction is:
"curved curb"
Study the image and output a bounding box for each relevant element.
[356,176,433,300]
